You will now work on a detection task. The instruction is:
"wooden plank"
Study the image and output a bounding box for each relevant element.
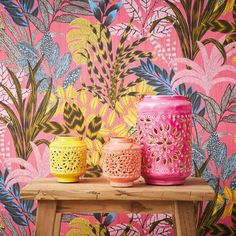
[57,200,174,214]
[174,201,196,236]
[21,177,215,201]
[53,213,62,236]
[35,200,57,236]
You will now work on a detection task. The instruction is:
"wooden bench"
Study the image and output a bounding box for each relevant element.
[20,177,215,236]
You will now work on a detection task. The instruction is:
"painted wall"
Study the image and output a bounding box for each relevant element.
[0,0,235,235]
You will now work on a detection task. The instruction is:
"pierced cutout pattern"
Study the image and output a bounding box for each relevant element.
[50,147,87,174]
[103,149,141,178]
[138,114,192,175]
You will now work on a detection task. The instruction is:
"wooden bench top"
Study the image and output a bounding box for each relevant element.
[20,177,215,201]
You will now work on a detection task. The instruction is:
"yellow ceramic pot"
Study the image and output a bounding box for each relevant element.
[49,136,87,183]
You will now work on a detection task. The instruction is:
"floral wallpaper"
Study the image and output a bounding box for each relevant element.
[0,0,236,235]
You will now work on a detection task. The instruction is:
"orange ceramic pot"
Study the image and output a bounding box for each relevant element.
[102,137,142,187]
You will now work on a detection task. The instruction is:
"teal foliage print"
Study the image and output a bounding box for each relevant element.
[89,0,123,26]
[132,58,205,116]
[0,0,235,235]
[0,0,38,27]
[194,85,236,134]
[0,169,35,232]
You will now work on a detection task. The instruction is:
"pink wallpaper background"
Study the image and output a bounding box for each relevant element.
[0,0,236,235]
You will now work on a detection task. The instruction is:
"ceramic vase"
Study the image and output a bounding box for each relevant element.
[137,95,192,185]
[49,136,87,183]
[102,137,142,187]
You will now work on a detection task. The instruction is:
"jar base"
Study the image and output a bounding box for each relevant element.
[56,176,80,183]
[110,181,134,187]
[144,177,186,185]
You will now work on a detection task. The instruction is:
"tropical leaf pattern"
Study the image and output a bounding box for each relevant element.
[0,0,235,235]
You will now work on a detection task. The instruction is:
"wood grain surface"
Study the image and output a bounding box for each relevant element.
[21,177,215,201]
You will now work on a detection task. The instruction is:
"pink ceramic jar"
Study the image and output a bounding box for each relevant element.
[137,95,192,185]
[102,137,142,187]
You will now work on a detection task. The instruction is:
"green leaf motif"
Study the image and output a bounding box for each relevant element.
[193,114,214,134]
[201,38,226,64]
[199,93,221,115]
[39,121,70,134]
[205,223,235,236]
[206,101,217,129]
[221,84,231,112]
[228,105,236,112]
[224,33,236,45]
[206,20,236,33]
[86,116,102,140]
[63,102,85,135]
[149,218,173,234]
[222,114,236,123]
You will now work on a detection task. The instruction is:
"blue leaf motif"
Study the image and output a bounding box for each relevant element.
[49,43,60,68]
[230,176,236,190]
[192,144,205,171]
[131,58,177,95]
[17,42,38,68]
[0,0,27,26]
[0,0,38,26]
[40,33,54,61]
[221,153,236,181]
[104,213,116,226]
[0,170,29,226]
[202,166,218,191]
[104,9,117,26]
[89,0,102,21]
[54,52,72,81]
[62,68,81,89]
[132,59,205,115]
[176,83,205,116]
[207,132,227,167]
[37,76,51,93]
[105,2,123,16]
[19,0,34,12]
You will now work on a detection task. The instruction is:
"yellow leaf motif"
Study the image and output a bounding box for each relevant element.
[108,110,116,126]
[81,107,86,116]
[99,104,108,117]
[91,96,98,110]
[67,217,100,236]
[99,128,110,136]
[69,218,91,227]
[115,101,124,113]
[91,151,100,166]
[224,186,232,200]
[124,111,137,127]
[66,85,77,102]
[137,81,154,95]
[121,96,130,106]
[86,114,96,126]
[113,124,128,136]
[80,90,87,105]
[67,18,105,64]
[57,86,65,99]
[85,137,93,149]
[94,139,103,150]
[222,187,236,218]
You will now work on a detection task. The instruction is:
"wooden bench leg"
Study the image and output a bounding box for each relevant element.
[36,200,57,236]
[53,213,62,236]
[174,201,196,236]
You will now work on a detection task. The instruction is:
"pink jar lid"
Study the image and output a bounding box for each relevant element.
[138,95,192,114]
[141,95,189,101]
[103,137,141,150]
